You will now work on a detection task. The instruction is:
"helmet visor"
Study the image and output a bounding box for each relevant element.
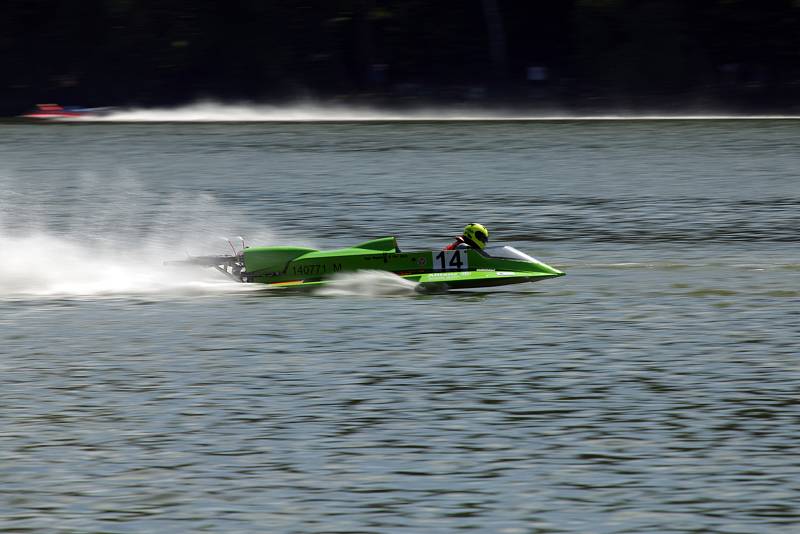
[473,231,488,244]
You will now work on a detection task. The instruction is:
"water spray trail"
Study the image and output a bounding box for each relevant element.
[313,270,419,297]
[0,171,271,299]
[0,233,258,298]
[74,101,800,122]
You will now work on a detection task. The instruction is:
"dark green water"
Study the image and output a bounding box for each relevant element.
[1,119,799,533]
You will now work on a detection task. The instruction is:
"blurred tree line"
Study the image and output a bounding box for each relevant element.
[1,0,799,113]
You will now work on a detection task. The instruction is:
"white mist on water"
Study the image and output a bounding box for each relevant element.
[75,101,800,122]
[0,232,258,298]
[85,101,501,122]
[314,270,419,297]
[0,171,274,299]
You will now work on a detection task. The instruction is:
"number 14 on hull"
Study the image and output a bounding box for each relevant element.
[434,249,469,271]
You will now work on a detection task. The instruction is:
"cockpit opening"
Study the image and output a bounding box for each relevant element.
[482,245,538,263]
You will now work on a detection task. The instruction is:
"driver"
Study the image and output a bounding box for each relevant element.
[444,223,489,251]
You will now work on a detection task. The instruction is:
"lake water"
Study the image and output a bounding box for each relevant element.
[1,114,799,533]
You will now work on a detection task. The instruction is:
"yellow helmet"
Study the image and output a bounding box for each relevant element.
[463,223,489,249]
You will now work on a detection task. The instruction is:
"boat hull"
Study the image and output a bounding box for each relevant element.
[240,238,563,290]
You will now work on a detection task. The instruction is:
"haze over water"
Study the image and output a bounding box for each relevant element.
[1,111,799,532]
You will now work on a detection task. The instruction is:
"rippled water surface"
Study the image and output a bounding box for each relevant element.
[1,119,799,533]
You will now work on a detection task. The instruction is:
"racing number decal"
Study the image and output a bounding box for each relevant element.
[433,250,469,271]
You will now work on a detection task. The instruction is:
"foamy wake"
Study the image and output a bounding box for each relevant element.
[313,270,419,297]
[0,171,291,299]
[0,233,256,299]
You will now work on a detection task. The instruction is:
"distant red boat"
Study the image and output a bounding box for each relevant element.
[21,103,114,120]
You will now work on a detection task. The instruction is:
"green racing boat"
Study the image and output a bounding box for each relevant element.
[171,237,564,291]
